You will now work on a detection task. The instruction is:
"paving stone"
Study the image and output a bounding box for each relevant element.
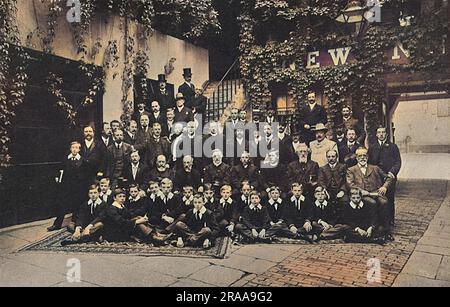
[0,259,65,287]
[212,254,276,274]
[52,281,101,287]
[436,256,450,281]
[235,245,293,262]
[0,235,30,254]
[393,273,450,287]
[189,265,245,287]
[401,252,442,279]
[169,279,216,287]
[418,237,450,248]
[136,257,211,278]
[415,244,450,256]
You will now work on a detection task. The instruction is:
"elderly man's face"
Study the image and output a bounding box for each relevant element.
[357,153,368,167]
[236,129,244,139]
[157,156,166,168]
[212,152,223,165]
[241,153,250,165]
[268,151,279,164]
[174,123,183,134]
[327,151,338,165]
[183,157,193,171]
[376,128,387,142]
[297,148,308,160]
[187,122,196,135]
[84,127,94,141]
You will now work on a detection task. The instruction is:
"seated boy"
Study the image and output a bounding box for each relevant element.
[285,183,316,242]
[180,185,195,215]
[263,186,290,237]
[146,180,161,203]
[310,186,347,241]
[341,188,384,244]
[175,194,219,249]
[203,184,224,223]
[99,178,114,205]
[235,181,253,217]
[216,185,240,236]
[148,178,182,233]
[235,191,273,243]
[126,184,149,219]
[68,184,106,244]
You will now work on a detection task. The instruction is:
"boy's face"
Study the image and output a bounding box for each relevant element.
[149,183,159,194]
[100,182,110,193]
[250,195,260,205]
[204,190,214,200]
[292,186,303,198]
[167,110,175,121]
[193,198,205,211]
[89,189,99,201]
[315,191,326,203]
[70,144,81,155]
[241,185,251,197]
[351,193,362,204]
[270,190,280,200]
[115,194,126,204]
[161,182,172,195]
[129,188,139,199]
[183,187,194,198]
[221,189,231,200]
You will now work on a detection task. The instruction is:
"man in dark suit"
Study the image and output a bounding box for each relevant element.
[132,102,151,127]
[204,150,231,195]
[368,126,402,225]
[193,87,207,127]
[178,68,196,109]
[99,122,114,151]
[230,151,261,192]
[174,155,202,192]
[339,106,366,145]
[260,150,288,195]
[80,125,106,183]
[123,150,150,189]
[149,100,166,127]
[162,108,175,138]
[174,93,194,124]
[105,129,133,188]
[123,120,138,146]
[48,142,89,231]
[278,122,293,165]
[338,128,360,167]
[149,155,174,183]
[297,92,328,145]
[287,143,320,197]
[134,114,153,157]
[153,74,175,112]
[144,122,172,169]
[318,149,348,207]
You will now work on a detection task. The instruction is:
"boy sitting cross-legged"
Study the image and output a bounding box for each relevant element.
[64,184,106,245]
[310,186,348,241]
[263,186,290,238]
[99,178,114,205]
[175,194,219,249]
[284,183,317,242]
[180,185,195,215]
[235,191,273,243]
[203,183,224,223]
[126,184,149,220]
[216,185,240,236]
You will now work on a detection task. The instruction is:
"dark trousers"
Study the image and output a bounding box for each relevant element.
[235,223,278,242]
[311,222,349,240]
[175,222,213,246]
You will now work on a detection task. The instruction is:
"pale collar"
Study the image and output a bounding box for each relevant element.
[350,201,364,209]
[88,198,103,206]
[378,140,387,146]
[100,189,112,197]
[348,141,356,146]
[68,154,81,160]
[291,195,305,202]
[177,106,184,112]
[132,162,140,168]
[249,203,262,210]
[278,132,285,140]
[193,206,207,216]
[309,103,316,110]
[153,111,160,117]
[220,198,233,205]
[85,139,94,148]
[268,198,283,206]
[315,200,328,208]
[329,162,337,169]
[129,195,141,202]
[160,192,174,200]
[183,195,194,203]
[241,195,250,202]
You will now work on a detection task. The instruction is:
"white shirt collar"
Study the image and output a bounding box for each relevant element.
[220,198,233,206]
[132,162,139,169]
[309,103,316,110]
[348,141,356,146]
[129,195,141,202]
[85,139,94,148]
[315,200,328,208]
[291,195,305,203]
[100,189,112,197]
[249,203,262,210]
[241,195,250,202]
[268,198,282,206]
[278,132,285,140]
[160,192,174,201]
[193,206,207,216]
[183,196,194,204]
[68,154,81,160]
[88,198,103,206]
[329,162,337,169]
[350,201,364,209]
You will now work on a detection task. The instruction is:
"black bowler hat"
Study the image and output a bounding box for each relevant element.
[183,68,192,77]
[158,74,167,83]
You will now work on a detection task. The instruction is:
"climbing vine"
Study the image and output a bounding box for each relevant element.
[239,0,448,141]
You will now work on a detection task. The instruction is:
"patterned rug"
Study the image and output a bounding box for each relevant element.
[18,230,232,259]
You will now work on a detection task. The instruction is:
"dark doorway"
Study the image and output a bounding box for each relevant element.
[0,48,103,228]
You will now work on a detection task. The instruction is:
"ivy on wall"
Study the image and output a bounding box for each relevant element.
[0,0,220,167]
[238,0,449,141]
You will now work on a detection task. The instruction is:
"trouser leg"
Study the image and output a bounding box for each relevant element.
[319,224,350,240]
[189,228,213,246]
[235,223,255,241]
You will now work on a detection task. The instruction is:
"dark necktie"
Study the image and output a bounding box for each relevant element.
[195,212,200,220]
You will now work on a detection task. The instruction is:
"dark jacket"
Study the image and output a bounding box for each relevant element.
[230,164,261,191]
[285,196,313,228]
[178,82,196,109]
[181,208,219,234]
[346,164,392,193]
[146,137,172,168]
[368,141,402,177]
[341,200,377,230]
[149,168,174,183]
[260,163,288,192]
[125,196,149,218]
[240,205,271,230]
[287,160,319,193]
[122,162,150,188]
[101,204,137,242]
[80,140,106,180]
[174,106,194,123]
[204,163,231,187]
[318,163,348,196]
[105,143,133,181]
[264,199,288,224]
[217,199,240,224]
[148,193,182,221]
[338,141,360,167]
[153,90,175,112]
[75,199,106,228]
[174,168,202,191]
[310,201,338,225]
[205,199,224,222]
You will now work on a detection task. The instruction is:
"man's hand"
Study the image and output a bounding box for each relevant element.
[259,229,266,239]
[378,187,387,196]
[337,191,345,199]
[251,229,259,238]
[304,221,312,233]
[226,224,235,233]
[304,124,311,130]
[290,226,298,234]
[361,190,370,197]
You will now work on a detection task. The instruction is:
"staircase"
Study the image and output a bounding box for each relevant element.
[203,59,246,123]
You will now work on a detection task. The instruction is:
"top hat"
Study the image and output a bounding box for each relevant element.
[158,74,167,83]
[313,123,329,132]
[183,68,192,77]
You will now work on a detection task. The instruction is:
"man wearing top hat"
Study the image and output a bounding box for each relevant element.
[154,74,175,113]
[309,123,339,168]
[178,68,196,109]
